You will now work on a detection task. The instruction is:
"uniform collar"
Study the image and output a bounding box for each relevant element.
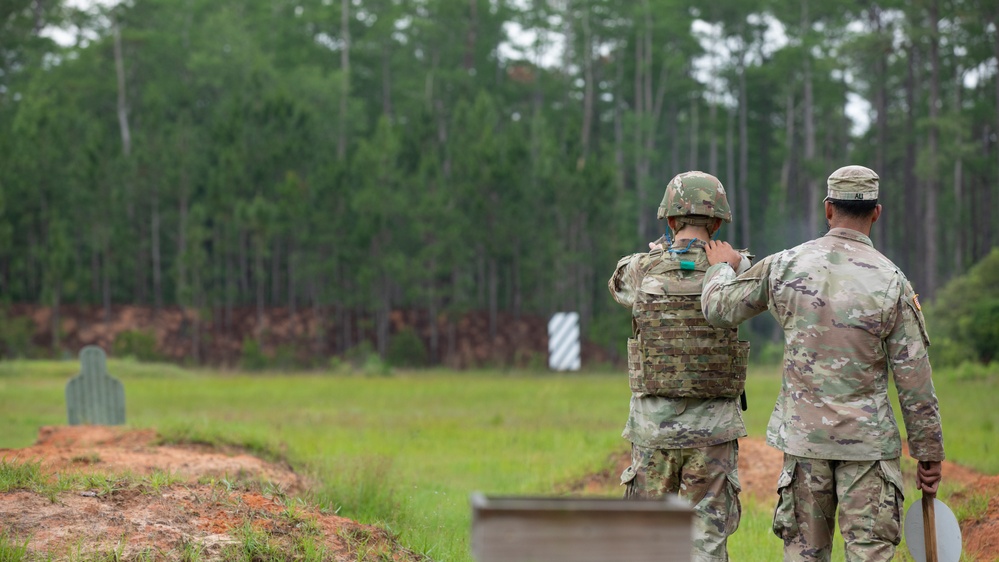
[824,227,874,248]
[670,237,707,247]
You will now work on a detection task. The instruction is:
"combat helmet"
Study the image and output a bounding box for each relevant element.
[657,171,732,222]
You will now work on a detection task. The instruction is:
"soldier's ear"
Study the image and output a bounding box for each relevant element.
[824,201,835,222]
[709,218,723,237]
[871,204,882,224]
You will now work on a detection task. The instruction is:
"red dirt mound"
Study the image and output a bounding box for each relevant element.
[0,426,427,561]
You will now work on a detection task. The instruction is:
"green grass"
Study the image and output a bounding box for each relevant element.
[0,358,994,561]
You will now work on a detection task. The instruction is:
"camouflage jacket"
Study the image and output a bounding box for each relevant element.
[609,237,751,449]
[701,228,945,461]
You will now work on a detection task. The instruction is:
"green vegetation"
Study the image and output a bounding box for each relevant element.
[1,359,995,561]
[0,308,37,360]
[926,248,999,365]
[112,330,162,363]
[3,1,997,367]
[0,532,30,562]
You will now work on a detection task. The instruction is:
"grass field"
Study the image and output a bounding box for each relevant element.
[1,358,996,561]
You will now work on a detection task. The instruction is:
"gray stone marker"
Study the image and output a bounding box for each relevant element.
[470,493,693,562]
[66,346,126,425]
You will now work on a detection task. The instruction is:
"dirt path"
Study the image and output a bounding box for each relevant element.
[2,427,997,561]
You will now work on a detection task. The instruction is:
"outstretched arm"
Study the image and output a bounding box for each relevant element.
[700,244,772,329]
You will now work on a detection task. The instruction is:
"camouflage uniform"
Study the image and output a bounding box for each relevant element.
[609,171,752,562]
[700,165,945,562]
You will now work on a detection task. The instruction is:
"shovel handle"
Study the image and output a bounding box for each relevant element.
[922,492,938,562]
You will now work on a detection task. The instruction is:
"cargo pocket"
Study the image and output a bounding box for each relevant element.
[872,460,904,546]
[620,464,639,499]
[725,470,743,536]
[772,457,799,542]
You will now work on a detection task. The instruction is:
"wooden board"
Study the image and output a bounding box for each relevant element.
[470,493,693,562]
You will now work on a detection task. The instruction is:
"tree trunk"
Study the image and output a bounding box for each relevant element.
[311,279,324,354]
[464,0,478,71]
[255,237,265,332]
[224,234,234,333]
[91,228,100,303]
[32,0,44,34]
[428,258,439,364]
[634,15,647,241]
[191,260,202,364]
[904,43,921,286]
[151,184,162,314]
[667,96,678,175]
[579,4,594,169]
[135,209,147,305]
[993,12,999,254]
[113,24,131,157]
[924,0,940,298]
[488,257,498,339]
[382,43,393,118]
[953,63,964,272]
[709,101,718,174]
[614,55,625,193]
[51,284,60,352]
[337,0,350,161]
[738,57,750,247]
[287,243,296,315]
[803,56,818,239]
[779,90,796,217]
[872,5,888,246]
[726,108,735,216]
[239,230,250,300]
[688,93,699,170]
[271,238,281,306]
[177,191,188,305]
[102,239,111,323]
[376,274,389,357]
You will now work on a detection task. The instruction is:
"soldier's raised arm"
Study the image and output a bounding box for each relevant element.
[700,249,772,329]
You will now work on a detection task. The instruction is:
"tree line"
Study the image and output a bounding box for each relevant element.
[1,0,997,362]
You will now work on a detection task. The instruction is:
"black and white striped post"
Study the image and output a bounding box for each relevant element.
[547,312,580,371]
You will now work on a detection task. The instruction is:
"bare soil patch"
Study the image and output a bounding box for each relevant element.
[0,426,427,561]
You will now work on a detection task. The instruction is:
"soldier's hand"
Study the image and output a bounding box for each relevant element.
[916,460,942,494]
[705,240,742,271]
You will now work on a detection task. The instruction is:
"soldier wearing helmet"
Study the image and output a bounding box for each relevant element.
[701,165,945,561]
[609,170,752,562]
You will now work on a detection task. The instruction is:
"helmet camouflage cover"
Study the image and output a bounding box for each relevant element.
[657,171,732,222]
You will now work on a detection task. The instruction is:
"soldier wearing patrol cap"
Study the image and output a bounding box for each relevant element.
[699,165,945,561]
[608,171,753,562]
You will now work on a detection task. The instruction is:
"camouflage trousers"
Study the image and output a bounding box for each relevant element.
[772,455,904,562]
[621,441,741,562]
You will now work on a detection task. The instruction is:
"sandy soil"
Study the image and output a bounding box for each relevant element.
[1,426,996,561]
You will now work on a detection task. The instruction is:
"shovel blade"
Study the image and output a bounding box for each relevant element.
[903,497,962,562]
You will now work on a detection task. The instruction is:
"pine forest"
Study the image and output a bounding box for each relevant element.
[2,0,998,365]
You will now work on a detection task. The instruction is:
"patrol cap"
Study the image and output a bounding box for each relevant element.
[825,165,879,201]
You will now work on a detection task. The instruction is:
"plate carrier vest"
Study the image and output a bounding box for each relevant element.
[626,243,749,398]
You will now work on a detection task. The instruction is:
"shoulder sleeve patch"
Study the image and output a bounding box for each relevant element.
[901,282,930,347]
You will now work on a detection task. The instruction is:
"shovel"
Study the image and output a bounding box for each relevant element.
[903,489,962,562]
